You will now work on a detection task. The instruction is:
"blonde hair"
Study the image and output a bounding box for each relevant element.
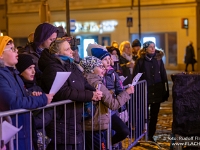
[49,38,67,54]
[119,41,131,54]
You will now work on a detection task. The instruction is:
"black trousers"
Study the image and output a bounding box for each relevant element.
[185,63,194,71]
[111,113,130,144]
[148,103,161,138]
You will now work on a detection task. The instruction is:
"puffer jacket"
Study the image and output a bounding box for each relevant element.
[38,49,95,145]
[0,62,48,150]
[84,73,130,131]
[133,49,169,103]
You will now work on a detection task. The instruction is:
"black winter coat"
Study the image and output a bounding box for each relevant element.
[38,49,95,144]
[133,49,169,104]
[119,56,133,86]
[184,44,195,64]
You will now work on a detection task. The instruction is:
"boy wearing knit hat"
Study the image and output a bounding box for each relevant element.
[16,54,35,81]
[0,36,53,150]
[80,56,134,150]
[16,54,52,149]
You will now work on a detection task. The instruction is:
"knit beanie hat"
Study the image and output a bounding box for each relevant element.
[143,41,154,49]
[132,39,141,47]
[16,54,34,74]
[34,23,58,48]
[80,56,103,73]
[0,36,13,56]
[86,43,106,55]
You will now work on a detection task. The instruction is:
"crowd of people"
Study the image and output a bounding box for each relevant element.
[0,22,170,150]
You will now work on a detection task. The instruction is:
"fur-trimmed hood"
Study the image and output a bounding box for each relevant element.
[138,49,165,60]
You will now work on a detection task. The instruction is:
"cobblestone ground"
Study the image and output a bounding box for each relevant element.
[122,100,173,150]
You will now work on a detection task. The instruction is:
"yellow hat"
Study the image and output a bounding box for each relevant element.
[0,36,13,56]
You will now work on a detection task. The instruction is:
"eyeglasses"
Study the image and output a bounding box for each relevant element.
[98,65,105,70]
[4,47,18,53]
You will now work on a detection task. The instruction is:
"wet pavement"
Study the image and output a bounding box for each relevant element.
[122,70,184,150]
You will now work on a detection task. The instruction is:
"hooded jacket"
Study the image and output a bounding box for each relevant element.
[84,73,130,131]
[38,49,95,144]
[133,49,169,103]
[18,23,58,85]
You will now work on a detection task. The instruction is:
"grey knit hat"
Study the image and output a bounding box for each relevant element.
[80,56,103,73]
[143,41,155,49]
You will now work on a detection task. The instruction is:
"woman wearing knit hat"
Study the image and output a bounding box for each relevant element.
[38,38,103,150]
[133,41,169,142]
[19,23,58,85]
[0,36,53,150]
[80,56,134,150]
[86,43,131,148]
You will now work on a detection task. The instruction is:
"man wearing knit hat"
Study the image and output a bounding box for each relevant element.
[131,39,141,61]
[19,23,58,84]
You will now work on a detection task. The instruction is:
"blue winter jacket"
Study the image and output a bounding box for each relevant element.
[0,66,48,150]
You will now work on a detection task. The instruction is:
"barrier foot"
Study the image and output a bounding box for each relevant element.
[126,132,163,150]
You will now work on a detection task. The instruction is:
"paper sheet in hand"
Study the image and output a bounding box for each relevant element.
[49,72,71,94]
[132,73,143,86]
[2,121,22,144]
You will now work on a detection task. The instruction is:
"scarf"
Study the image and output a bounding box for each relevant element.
[58,55,74,63]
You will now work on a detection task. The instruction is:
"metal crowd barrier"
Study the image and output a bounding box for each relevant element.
[126,80,162,150]
[0,80,154,150]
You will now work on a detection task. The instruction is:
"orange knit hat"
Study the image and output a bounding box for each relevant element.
[0,36,13,56]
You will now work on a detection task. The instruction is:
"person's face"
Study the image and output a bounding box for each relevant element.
[21,64,35,81]
[101,55,111,70]
[123,43,131,55]
[111,50,117,55]
[57,41,74,58]
[40,32,57,49]
[0,43,18,67]
[146,43,155,54]
[132,46,140,54]
[93,65,105,77]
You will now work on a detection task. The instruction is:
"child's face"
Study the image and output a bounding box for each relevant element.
[101,55,111,70]
[93,65,105,77]
[1,43,18,67]
[21,65,36,81]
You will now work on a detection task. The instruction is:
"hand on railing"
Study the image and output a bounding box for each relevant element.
[32,91,43,96]
[92,90,103,101]
[45,93,54,104]
[125,85,134,94]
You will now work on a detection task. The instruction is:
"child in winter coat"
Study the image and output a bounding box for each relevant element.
[16,54,53,150]
[86,43,131,148]
[80,56,134,150]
